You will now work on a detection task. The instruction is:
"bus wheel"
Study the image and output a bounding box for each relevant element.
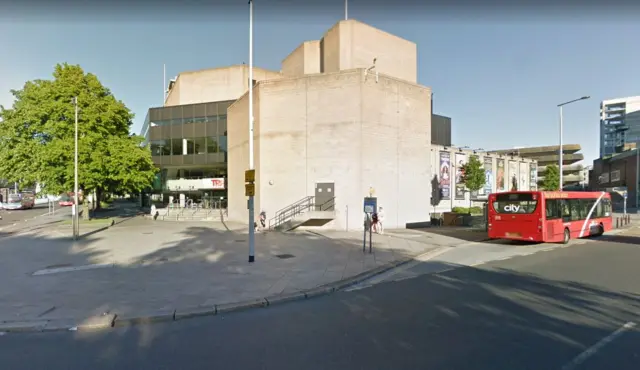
[563,228,570,244]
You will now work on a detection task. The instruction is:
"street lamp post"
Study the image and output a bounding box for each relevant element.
[248,0,256,263]
[557,96,590,191]
[73,96,79,240]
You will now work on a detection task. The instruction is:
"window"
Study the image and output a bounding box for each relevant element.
[219,135,227,153]
[207,137,219,153]
[150,140,170,156]
[492,193,538,214]
[193,137,206,155]
[172,138,184,155]
[545,199,560,219]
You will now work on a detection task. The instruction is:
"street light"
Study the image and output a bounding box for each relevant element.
[248,0,256,263]
[557,96,590,190]
[72,96,79,240]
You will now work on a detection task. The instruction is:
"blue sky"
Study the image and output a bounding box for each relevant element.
[1,2,638,165]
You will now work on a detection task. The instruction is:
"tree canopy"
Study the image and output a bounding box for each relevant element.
[461,155,486,193]
[0,63,156,200]
[542,164,561,191]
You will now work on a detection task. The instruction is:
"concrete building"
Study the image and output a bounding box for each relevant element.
[488,145,585,188]
[228,19,429,231]
[141,65,283,207]
[600,96,640,157]
[429,146,537,212]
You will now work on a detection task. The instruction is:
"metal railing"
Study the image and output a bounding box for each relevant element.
[268,196,335,230]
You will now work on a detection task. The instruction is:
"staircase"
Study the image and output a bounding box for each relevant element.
[268,196,336,231]
[154,203,226,222]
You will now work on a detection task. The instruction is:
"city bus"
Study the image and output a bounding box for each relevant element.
[487,191,613,244]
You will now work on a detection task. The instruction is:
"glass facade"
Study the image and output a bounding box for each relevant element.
[142,100,233,205]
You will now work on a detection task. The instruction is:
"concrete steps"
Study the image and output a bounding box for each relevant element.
[275,210,336,231]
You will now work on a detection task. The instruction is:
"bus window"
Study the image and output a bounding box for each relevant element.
[545,199,561,219]
[493,193,538,214]
[560,200,571,221]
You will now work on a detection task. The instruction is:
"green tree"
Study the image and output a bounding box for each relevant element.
[461,155,485,209]
[0,63,156,208]
[542,164,561,191]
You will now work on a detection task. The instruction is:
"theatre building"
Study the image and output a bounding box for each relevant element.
[143,19,434,230]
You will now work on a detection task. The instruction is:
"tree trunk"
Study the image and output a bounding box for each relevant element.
[95,188,103,211]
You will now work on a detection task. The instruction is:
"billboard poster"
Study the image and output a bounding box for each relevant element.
[484,157,493,195]
[438,151,451,200]
[529,163,537,191]
[519,162,528,191]
[497,159,505,192]
[509,161,518,191]
[455,153,467,200]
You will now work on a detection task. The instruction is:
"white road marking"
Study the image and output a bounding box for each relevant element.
[561,321,636,370]
[32,263,115,276]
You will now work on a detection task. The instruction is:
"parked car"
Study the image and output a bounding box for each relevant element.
[1,193,35,210]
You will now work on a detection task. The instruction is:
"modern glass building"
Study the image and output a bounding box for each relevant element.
[141,100,233,206]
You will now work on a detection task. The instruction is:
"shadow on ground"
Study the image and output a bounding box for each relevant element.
[3,257,640,369]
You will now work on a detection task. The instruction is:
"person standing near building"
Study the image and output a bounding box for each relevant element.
[377,206,385,234]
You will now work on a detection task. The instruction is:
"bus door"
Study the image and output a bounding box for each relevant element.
[491,193,541,240]
[543,198,566,242]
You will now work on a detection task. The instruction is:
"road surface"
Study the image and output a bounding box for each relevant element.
[0,202,57,226]
[0,236,639,369]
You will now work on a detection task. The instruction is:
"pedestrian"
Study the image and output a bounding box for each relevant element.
[259,210,266,229]
[377,206,385,234]
[371,211,379,233]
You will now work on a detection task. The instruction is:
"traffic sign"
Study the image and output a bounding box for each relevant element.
[363,197,377,213]
[245,183,255,197]
[245,169,255,183]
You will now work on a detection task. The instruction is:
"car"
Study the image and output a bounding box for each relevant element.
[2,193,34,210]
[58,194,74,207]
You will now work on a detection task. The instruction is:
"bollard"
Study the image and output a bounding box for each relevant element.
[616,218,619,228]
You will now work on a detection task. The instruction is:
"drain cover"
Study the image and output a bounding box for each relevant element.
[235,239,246,242]
[275,254,295,259]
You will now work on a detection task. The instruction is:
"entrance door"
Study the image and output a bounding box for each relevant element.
[315,183,335,211]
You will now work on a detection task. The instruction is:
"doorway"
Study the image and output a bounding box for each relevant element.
[315,182,335,211]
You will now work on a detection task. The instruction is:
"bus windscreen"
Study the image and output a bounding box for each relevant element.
[492,193,538,214]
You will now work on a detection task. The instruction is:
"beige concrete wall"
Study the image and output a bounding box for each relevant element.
[282,41,323,78]
[164,65,281,107]
[319,20,417,83]
[227,69,432,229]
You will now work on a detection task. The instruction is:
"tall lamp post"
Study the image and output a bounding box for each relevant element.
[72,96,79,240]
[557,96,590,190]
[248,0,256,263]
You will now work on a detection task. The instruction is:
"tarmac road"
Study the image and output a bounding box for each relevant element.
[0,202,57,226]
[0,234,639,370]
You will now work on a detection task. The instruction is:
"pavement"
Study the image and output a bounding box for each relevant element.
[1,231,640,369]
[0,207,637,333]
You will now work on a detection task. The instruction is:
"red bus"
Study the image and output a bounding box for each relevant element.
[487,191,613,244]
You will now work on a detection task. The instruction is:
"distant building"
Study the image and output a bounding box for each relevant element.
[589,148,640,210]
[488,144,585,188]
[600,96,640,157]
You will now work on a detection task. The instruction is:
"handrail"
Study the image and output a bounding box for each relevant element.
[268,196,318,229]
[273,196,314,216]
[317,197,335,211]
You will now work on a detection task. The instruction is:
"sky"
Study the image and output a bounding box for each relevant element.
[1,1,639,165]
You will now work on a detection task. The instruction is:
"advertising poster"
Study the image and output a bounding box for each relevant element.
[438,151,451,200]
[529,163,537,191]
[484,157,493,195]
[497,159,505,192]
[509,161,518,191]
[455,153,467,200]
[519,162,528,191]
